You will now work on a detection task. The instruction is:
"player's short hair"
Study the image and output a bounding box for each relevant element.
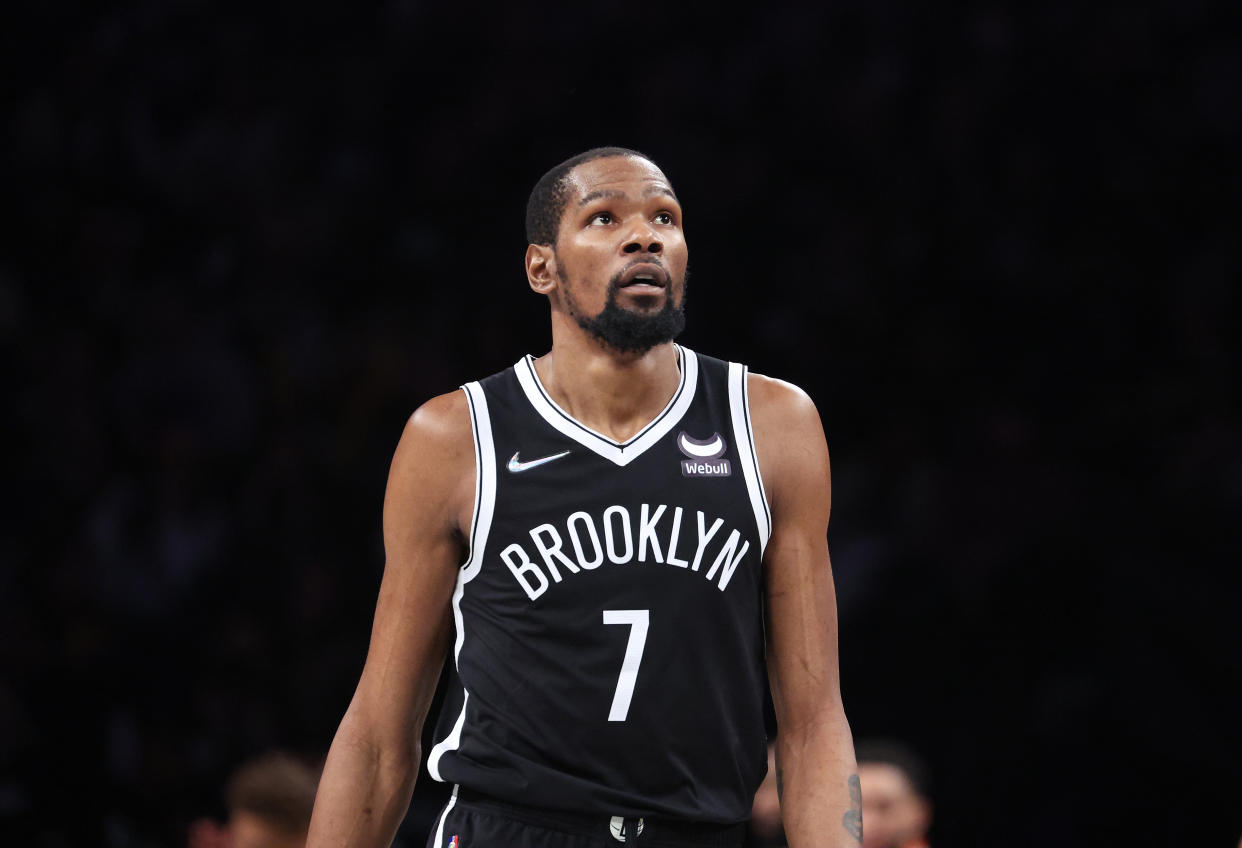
[855,738,933,800]
[224,751,320,835]
[525,146,653,246]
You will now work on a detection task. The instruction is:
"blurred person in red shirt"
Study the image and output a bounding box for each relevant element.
[855,739,932,848]
[188,752,320,848]
[749,738,932,848]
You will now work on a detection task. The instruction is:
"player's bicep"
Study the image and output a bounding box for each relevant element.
[348,391,474,745]
[750,377,843,728]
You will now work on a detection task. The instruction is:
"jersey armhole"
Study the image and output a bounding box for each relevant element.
[727,363,773,558]
[428,383,496,782]
[459,382,497,573]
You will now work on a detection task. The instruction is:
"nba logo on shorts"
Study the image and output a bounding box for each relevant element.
[677,431,731,477]
[610,816,644,841]
[447,835,458,848]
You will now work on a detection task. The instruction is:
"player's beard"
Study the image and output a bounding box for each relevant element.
[561,266,688,355]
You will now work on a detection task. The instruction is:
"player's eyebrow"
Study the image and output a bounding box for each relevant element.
[643,185,679,202]
[578,189,626,207]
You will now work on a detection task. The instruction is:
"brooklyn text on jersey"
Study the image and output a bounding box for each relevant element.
[499,501,751,599]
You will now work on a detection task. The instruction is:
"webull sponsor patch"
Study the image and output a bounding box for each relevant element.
[677,431,731,477]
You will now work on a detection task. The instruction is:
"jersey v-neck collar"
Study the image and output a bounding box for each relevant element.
[513,345,698,467]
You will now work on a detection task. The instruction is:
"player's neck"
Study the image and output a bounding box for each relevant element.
[533,334,681,444]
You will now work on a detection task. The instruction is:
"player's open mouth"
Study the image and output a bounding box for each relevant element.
[618,264,668,290]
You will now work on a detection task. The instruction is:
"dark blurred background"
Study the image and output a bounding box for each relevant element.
[3,1,1239,846]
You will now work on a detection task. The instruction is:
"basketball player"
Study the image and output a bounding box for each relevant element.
[306,148,859,847]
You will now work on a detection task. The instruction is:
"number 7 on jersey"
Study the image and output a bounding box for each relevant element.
[603,610,649,722]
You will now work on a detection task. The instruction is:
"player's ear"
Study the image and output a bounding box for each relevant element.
[526,243,558,295]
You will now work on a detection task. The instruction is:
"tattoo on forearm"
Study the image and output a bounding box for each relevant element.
[842,773,862,844]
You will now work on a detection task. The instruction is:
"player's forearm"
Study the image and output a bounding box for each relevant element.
[306,716,419,848]
[776,707,860,848]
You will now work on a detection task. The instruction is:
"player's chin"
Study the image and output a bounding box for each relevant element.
[615,288,669,309]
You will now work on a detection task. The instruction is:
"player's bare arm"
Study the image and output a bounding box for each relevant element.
[306,390,475,848]
[750,373,860,848]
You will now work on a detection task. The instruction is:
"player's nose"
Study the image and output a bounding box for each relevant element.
[622,219,662,255]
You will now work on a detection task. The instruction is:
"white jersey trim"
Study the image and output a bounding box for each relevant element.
[427,382,496,781]
[728,363,772,557]
[431,784,459,848]
[514,345,699,467]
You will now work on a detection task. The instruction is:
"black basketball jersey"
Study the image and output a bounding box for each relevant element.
[426,345,773,825]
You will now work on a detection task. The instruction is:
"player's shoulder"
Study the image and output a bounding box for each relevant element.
[392,389,475,476]
[406,387,473,439]
[695,347,817,419]
[742,371,830,511]
[745,370,820,426]
[385,389,477,545]
[401,357,522,449]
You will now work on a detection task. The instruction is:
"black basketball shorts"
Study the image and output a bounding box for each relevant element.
[427,788,747,848]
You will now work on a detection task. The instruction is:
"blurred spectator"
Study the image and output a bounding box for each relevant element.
[748,737,934,848]
[188,752,320,848]
[856,739,933,848]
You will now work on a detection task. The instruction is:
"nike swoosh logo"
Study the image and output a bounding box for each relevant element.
[507,450,572,473]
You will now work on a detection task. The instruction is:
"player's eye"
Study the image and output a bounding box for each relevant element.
[589,212,613,226]
[653,212,674,225]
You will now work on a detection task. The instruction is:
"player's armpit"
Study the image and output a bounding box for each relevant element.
[747,374,859,847]
[307,390,475,848]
